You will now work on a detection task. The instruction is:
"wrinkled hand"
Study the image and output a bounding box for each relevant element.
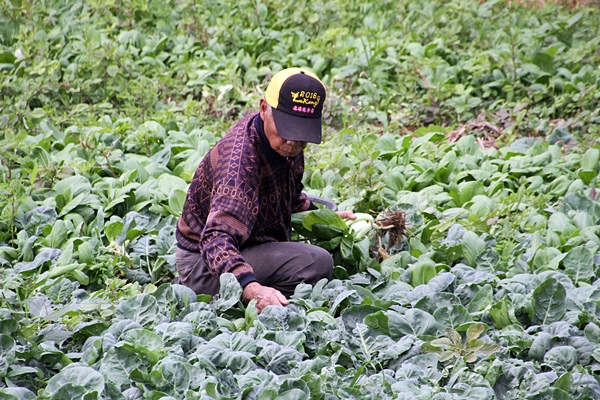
[337,210,357,220]
[242,282,289,314]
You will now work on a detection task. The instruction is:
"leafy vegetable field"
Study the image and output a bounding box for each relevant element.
[2,0,600,398]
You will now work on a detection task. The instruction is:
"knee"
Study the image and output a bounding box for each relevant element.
[306,246,333,283]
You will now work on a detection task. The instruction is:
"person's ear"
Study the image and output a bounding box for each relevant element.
[259,98,268,120]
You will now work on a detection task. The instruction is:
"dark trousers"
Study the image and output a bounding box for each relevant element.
[175,241,334,297]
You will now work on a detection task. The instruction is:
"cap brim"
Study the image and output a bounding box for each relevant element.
[272,108,322,144]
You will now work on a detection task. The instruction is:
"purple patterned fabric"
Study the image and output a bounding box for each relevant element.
[176,112,312,287]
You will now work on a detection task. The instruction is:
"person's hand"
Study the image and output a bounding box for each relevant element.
[337,210,356,220]
[242,282,289,314]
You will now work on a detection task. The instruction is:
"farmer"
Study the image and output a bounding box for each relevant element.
[175,68,355,313]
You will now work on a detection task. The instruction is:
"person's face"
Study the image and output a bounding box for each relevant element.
[260,98,308,158]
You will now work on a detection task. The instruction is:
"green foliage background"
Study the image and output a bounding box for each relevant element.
[1,0,600,398]
[3,0,600,132]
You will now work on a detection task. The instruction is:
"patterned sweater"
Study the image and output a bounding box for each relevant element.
[176,112,312,287]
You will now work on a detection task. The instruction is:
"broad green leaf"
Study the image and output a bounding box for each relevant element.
[567,336,593,365]
[58,193,87,217]
[55,241,74,269]
[0,387,36,400]
[264,331,306,352]
[104,218,124,242]
[311,224,344,240]
[364,310,389,335]
[28,296,54,318]
[121,329,166,366]
[46,278,75,303]
[548,126,573,145]
[532,52,555,74]
[182,310,218,337]
[351,236,370,268]
[99,346,140,390]
[167,189,187,216]
[581,148,600,172]
[306,310,337,326]
[465,322,486,342]
[201,333,256,374]
[433,304,472,332]
[53,175,92,198]
[43,220,70,249]
[535,388,575,400]
[302,209,347,231]
[384,167,406,192]
[414,292,461,315]
[426,272,455,293]
[155,322,195,352]
[13,248,61,274]
[156,224,177,256]
[258,346,303,375]
[388,308,438,339]
[572,211,595,230]
[48,262,85,279]
[339,235,355,265]
[115,294,161,327]
[584,323,600,345]
[37,324,72,343]
[66,269,89,285]
[530,271,573,292]
[157,355,205,392]
[529,332,554,361]
[562,246,594,283]
[554,372,573,393]
[411,168,435,191]
[0,52,16,64]
[274,388,312,400]
[544,346,578,374]
[489,298,520,329]
[467,284,493,313]
[561,193,600,219]
[435,151,456,183]
[340,305,381,331]
[104,193,129,213]
[0,319,17,336]
[49,384,89,400]
[0,334,16,379]
[119,211,151,243]
[410,258,437,287]
[215,273,242,313]
[462,231,486,267]
[258,304,305,331]
[532,247,563,272]
[467,195,495,220]
[46,365,104,394]
[374,134,401,156]
[290,212,314,238]
[455,181,485,206]
[532,278,567,325]
[578,170,598,185]
[73,321,110,341]
[107,65,119,77]
[77,241,95,264]
[546,231,563,248]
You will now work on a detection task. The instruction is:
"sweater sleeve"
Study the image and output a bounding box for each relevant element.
[199,129,260,288]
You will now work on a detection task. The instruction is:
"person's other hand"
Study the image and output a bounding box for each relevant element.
[337,210,356,220]
[242,282,289,314]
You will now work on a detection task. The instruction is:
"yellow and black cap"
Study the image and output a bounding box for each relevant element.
[265,68,326,144]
